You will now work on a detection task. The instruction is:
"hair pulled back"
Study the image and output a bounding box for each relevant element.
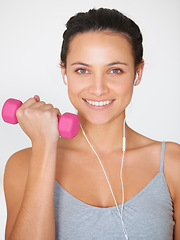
[60,8,143,68]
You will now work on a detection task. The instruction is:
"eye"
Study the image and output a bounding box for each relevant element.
[75,68,89,74]
[109,69,122,74]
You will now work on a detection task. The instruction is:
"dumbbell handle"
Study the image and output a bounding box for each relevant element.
[2,98,80,139]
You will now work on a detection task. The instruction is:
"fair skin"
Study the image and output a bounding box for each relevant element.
[4,31,180,239]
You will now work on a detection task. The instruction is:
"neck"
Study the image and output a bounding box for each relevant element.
[78,113,127,154]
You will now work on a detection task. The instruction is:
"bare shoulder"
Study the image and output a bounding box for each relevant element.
[163,141,180,196]
[3,147,32,239]
[4,147,32,193]
[162,141,180,237]
[128,127,162,151]
[164,141,180,179]
[164,141,180,159]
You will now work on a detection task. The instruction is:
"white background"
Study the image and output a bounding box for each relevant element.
[0,0,180,239]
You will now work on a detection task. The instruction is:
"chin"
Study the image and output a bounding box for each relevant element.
[78,112,116,126]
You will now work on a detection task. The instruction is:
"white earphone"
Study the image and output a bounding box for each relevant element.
[80,117,129,240]
[133,72,138,85]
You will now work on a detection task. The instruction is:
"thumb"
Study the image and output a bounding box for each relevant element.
[34,95,40,102]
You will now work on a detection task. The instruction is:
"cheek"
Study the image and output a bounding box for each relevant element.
[113,80,134,108]
[66,79,84,108]
[112,77,133,96]
[67,79,83,96]
[67,73,89,97]
[124,81,134,96]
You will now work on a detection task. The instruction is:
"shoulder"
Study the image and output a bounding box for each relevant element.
[165,141,180,156]
[163,142,180,201]
[3,147,31,239]
[4,147,32,202]
[4,147,31,190]
[164,141,180,181]
[163,142,180,237]
[130,129,180,179]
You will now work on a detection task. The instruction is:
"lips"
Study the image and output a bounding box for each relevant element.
[82,98,115,107]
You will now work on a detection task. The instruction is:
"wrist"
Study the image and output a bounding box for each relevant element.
[31,139,59,151]
[30,140,58,175]
[31,140,58,165]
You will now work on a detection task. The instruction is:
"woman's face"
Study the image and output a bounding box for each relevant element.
[62,31,143,125]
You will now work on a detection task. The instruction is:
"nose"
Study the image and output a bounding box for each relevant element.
[88,75,109,97]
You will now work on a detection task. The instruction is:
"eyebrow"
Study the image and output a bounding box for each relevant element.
[107,61,128,66]
[71,61,128,67]
[71,62,90,67]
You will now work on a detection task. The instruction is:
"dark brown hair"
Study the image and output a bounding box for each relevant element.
[60,8,143,67]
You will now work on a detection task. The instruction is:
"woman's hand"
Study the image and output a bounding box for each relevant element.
[16,95,61,145]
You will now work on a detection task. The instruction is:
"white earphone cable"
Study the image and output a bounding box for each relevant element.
[80,118,128,240]
[120,119,128,239]
[80,125,119,208]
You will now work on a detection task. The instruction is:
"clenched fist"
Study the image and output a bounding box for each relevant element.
[16,95,61,145]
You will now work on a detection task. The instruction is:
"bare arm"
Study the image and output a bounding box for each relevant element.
[173,143,180,239]
[4,96,61,240]
[4,144,57,240]
[164,142,180,239]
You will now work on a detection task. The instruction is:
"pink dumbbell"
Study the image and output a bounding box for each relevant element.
[2,98,80,139]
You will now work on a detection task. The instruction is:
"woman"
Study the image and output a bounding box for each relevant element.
[4,8,180,240]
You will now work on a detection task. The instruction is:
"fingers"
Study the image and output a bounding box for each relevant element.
[34,95,40,102]
[52,108,61,117]
[20,96,52,110]
[20,96,40,109]
[17,96,61,117]
[15,96,61,144]
[29,101,50,109]
[30,102,59,113]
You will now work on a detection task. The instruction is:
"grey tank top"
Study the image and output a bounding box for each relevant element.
[54,141,175,239]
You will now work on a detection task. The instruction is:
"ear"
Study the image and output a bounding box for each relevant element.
[134,60,145,86]
[60,61,67,86]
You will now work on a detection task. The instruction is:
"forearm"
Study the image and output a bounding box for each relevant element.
[9,143,57,240]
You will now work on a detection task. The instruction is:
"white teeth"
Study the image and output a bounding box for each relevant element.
[85,99,113,106]
[99,102,103,106]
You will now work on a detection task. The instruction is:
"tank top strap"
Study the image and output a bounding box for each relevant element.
[160,141,166,172]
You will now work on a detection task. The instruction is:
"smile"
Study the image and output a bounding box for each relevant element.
[83,99,115,107]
